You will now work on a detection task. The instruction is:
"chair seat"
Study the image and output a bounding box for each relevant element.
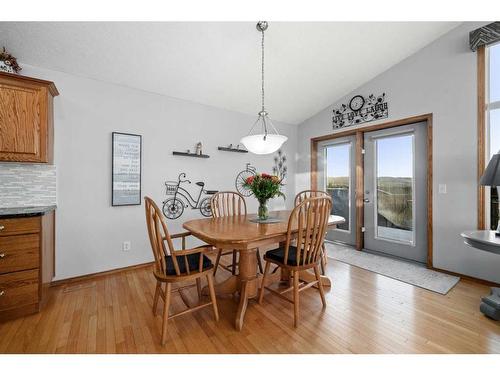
[265,246,305,266]
[165,253,212,275]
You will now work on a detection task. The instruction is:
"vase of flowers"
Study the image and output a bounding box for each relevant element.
[243,173,285,220]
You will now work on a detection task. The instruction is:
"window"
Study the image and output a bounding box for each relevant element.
[374,133,415,244]
[324,142,350,231]
[485,43,500,230]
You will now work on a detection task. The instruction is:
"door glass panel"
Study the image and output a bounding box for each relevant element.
[325,143,350,231]
[489,109,500,230]
[375,134,414,244]
[489,43,500,103]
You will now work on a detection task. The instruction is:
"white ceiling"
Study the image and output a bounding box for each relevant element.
[0,22,459,124]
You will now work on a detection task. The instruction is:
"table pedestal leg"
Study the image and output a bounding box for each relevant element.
[234,248,258,330]
[202,247,285,330]
[235,280,249,331]
[203,274,238,296]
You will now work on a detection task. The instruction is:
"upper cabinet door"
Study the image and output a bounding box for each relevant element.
[0,73,58,163]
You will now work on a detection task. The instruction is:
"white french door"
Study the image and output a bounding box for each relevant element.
[317,136,357,246]
[316,121,429,263]
[363,122,428,263]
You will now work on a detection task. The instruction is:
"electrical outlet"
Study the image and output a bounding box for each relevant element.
[122,241,131,251]
[438,184,447,194]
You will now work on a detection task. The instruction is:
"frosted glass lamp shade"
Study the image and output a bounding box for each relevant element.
[240,134,287,155]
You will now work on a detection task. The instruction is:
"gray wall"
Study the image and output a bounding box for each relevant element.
[0,163,56,207]
[20,64,297,280]
[296,22,500,283]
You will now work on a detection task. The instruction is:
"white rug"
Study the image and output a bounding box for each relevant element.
[326,242,460,295]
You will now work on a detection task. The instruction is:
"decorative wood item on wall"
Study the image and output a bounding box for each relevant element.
[218,144,248,153]
[332,93,388,129]
[0,47,21,74]
[272,148,287,182]
[235,163,256,197]
[470,22,500,51]
[162,173,218,219]
[112,132,142,206]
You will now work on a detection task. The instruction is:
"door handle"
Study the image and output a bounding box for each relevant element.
[363,198,370,203]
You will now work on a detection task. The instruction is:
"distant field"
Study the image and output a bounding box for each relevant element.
[327,176,348,189]
[326,176,412,229]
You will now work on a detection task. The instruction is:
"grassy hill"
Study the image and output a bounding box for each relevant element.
[327,176,349,189]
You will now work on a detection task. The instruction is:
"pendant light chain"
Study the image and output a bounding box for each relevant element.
[261,28,265,113]
[240,21,287,155]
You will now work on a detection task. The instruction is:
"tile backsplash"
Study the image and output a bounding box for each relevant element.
[0,163,56,207]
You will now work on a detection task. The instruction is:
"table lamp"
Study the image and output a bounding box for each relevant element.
[480,150,500,236]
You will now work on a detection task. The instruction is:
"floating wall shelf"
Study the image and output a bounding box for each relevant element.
[172,151,210,158]
[217,146,248,153]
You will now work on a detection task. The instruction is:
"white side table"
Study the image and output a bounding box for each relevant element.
[461,230,500,310]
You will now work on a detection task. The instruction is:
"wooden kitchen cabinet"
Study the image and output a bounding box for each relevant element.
[0,210,55,321]
[0,72,59,163]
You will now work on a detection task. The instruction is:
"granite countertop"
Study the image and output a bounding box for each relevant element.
[0,205,57,218]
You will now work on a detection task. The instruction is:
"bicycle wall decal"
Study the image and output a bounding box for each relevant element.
[163,173,218,219]
[235,158,287,197]
[235,163,256,197]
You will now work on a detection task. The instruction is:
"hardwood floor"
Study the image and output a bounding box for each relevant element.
[1,255,499,353]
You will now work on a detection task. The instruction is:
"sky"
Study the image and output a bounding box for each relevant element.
[489,43,500,158]
[326,134,413,179]
[326,143,350,177]
[376,135,413,177]
[490,42,500,103]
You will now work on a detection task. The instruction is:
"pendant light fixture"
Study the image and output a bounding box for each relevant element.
[240,21,287,155]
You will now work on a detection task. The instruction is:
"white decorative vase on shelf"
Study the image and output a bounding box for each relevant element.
[0,60,15,74]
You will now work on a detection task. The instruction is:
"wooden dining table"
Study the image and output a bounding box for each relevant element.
[183,209,345,330]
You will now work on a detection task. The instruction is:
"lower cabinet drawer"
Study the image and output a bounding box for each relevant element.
[0,216,40,237]
[0,269,39,312]
[0,234,40,274]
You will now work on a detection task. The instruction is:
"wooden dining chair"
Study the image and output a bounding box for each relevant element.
[258,196,332,327]
[294,190,330,275]
[294,189,329,206]
[210,191,263,275]
[144,196,219,345]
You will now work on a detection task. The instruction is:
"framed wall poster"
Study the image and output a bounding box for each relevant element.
[112,132,142,206]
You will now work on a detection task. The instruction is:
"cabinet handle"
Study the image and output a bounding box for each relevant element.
[0,253,5,258]
[0,225,4,231]
[0,291,5,297]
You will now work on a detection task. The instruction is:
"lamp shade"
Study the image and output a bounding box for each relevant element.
[240,134,287,155]
[480,153,500,186]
